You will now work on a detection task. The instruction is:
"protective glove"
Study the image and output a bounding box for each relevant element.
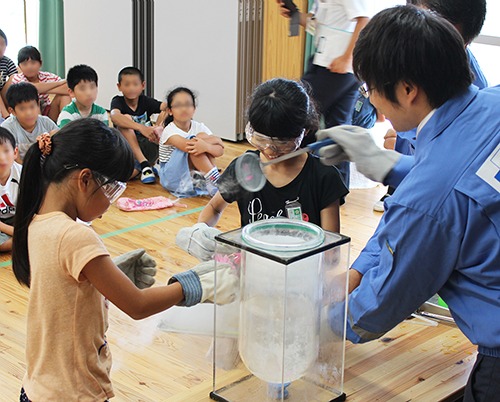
[112,249,157,289]
[176,223,222,262]
[168,260,238,307]
[316,125,402,183]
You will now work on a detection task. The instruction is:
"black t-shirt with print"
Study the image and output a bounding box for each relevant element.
[110,94,162,125]
[219,150,348,227]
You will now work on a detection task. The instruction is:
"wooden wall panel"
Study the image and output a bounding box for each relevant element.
[262,0,308,81]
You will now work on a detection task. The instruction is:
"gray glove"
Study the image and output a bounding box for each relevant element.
[113,249,157,289]
[316,125,402,183]
[176,223,222,262]
[169,260,239,307]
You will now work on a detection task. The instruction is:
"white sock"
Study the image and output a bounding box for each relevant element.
[204,167,220,184]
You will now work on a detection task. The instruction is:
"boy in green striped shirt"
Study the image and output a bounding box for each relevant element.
[57,65,108,128]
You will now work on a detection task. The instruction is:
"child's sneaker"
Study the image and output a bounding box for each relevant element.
[141,166,156,184]
[152,163,160,176]
[191,171,206,189]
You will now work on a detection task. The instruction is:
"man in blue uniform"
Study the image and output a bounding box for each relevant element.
[319,6,500,401]
[352,0,489,211]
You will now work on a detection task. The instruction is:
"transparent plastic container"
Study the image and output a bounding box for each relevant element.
[210,219,350,402]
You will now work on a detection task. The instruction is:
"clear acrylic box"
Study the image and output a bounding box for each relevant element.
[210,219,350,402]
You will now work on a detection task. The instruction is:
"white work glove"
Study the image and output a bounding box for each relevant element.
[168,260,239,307]
[113,249,157,289]
[316,125,402,183]
[176,223,222,262]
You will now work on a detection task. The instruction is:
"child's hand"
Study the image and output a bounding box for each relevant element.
[176,222,222,262]
[153,125,163,143]
[112,249,157,289]
[140,126,159,144]
[186,137,209,155]
[169,261,238,306]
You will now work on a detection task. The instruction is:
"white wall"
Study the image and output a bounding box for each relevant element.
[64,0,132,109]
[154,0,240,140]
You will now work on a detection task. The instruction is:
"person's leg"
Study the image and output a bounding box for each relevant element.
[0,237,12,252]
[188,153,215,174]
[116,116,158,183]
[48,94,71,122]
[117,116,148,163]
[188,152,219,196]
[464,354,500,402]
[303,66,359,187]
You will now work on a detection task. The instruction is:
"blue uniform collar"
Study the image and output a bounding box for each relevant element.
[416,85,479,151]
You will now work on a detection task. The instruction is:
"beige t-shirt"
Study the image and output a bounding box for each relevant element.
[23,212,113,402]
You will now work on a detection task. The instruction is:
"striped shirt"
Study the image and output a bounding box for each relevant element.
[57,101,109,128]
[11,71,62,112]
[0,56,17,90]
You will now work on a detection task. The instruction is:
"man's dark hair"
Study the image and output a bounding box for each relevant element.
[406,0,486,44]
[117,66,144,83]
[0,127,17,150]
[420,0,486,44]
[6,82,39,109]
[0,29,7,46]
[18,46,42,65]
[353,5,474,109]
[67,64,98,90]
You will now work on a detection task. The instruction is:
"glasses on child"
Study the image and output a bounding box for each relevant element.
[245,123,304,154]
[93,172,127,204]
[63,165,127,204]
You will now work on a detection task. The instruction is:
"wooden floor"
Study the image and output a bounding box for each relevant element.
[0,139,394,401]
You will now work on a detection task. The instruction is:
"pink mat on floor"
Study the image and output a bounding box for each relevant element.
[117,196,187,212]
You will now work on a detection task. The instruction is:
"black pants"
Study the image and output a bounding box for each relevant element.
[464,354,500,402]
[302,59,359,188]
[20,388,109,402]
[135,130,159,165]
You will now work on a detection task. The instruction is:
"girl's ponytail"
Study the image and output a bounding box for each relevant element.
[12,143,46,287]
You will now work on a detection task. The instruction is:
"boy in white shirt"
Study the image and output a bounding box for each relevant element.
[0,127,21,251]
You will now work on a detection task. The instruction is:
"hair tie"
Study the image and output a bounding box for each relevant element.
[36,133,52,157]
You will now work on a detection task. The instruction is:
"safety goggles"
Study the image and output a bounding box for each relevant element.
[93,172,127,204]
[245,123,304,154]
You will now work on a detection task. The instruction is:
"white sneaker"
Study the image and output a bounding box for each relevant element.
[141,167,156,184]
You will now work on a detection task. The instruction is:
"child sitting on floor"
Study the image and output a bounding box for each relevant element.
[0,127,21,252]
[1,82,58,162]
[157,87,224,198]
[0,29,18,120]
[2,46,70,123]
[110,66,167,184]
[57,64,109,128]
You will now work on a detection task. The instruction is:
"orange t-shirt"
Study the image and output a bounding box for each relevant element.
[23,212,113,402]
